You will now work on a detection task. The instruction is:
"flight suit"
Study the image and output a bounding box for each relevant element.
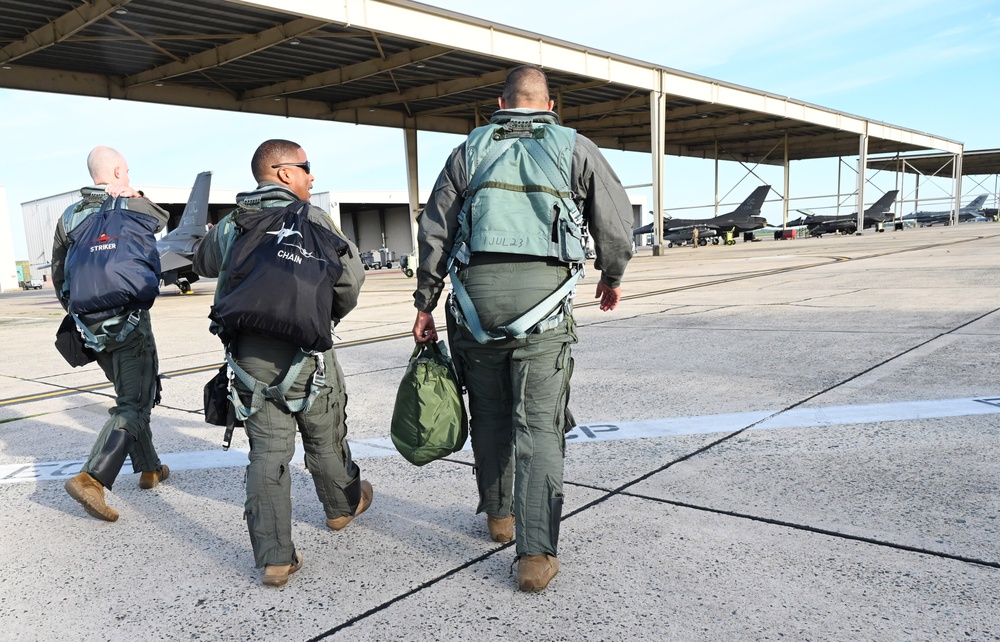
[194,183,366,569]
[415,109,634,558]
[52,189,169,489]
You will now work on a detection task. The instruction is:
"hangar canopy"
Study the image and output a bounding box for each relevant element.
[868,149,1000,176]
[1,0,962,164]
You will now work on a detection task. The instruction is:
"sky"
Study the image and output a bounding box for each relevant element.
[3,0,1000,260]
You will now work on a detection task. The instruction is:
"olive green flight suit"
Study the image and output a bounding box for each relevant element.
[448,259,576,557]
[415,108,634,560]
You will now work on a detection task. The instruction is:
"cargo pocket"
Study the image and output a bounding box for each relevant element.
[558,213,586,263]
[556,344,575,436]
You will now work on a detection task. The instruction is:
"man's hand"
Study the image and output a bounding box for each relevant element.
[412,310,438,343]
[595,281,621,312]
[105,184,138,198]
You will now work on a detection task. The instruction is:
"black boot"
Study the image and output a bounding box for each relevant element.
[88,428,132,491]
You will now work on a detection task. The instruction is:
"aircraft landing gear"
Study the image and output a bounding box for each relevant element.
[711,237,720,245]
[698,238,708,246]
[178,280,192,294]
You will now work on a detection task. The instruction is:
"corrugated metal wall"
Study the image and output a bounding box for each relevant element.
[21,190,78,277]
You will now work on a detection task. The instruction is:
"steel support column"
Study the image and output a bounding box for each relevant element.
[782,134,790,227]
[856,131,869,235]
[714,140,720,217]
[650,86,666,256]
[404,126,420,253]
[952,151,964,226]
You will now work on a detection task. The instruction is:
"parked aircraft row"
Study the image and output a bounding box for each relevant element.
[902,195,988,227]
[634,188,992,244]
[785,190,898,237]
[633,185,772,247]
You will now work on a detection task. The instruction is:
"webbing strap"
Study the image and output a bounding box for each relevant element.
[70,310,140,352]
[448,264,582,344]
[225,350,325,421]
[521,137,579,220]
[466,137,517,199]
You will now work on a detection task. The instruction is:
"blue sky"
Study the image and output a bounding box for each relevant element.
[3,0,999,259]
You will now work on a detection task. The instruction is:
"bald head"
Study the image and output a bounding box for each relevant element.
[87,146,129,185]
[499,66,553,111]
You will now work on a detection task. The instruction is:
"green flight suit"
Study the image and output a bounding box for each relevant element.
[415,109,635,558]
[194,183,366,569]
[52,189,169,486]
[448,258,577,556]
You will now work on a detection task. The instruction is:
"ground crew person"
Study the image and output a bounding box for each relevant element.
[411,66,634,592]
[194,139,371,587]
[53,146,170,522]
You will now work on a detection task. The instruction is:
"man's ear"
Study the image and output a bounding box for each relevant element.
[498,97,506,110]
[275,167,291,187]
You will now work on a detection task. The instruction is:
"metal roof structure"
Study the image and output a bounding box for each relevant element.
[868,149,1000,176]
[1,0,963,165]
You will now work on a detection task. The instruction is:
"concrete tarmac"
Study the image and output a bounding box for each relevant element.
[1,224,998,641]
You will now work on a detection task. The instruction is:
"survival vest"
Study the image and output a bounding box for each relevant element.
[448,116,587,343]
[208,200,350,446]
[62,196,161,333]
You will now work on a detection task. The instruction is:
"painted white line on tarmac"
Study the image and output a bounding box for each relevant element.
[2,396,998,484]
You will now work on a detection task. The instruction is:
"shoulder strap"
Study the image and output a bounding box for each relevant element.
[465,137,518,200]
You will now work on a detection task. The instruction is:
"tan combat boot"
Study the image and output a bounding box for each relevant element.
[262,550,303,587]
[487,514,514,543]
[65,472,119,522]
[517,555,559,592]
[139,464,170,489]
[327,480,373,531]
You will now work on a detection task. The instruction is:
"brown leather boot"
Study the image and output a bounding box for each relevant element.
[517,555,559,592]
[65,472,119,522]
[327,480,373,531]
[139,464,170,489]
[262,550,303,587]
[487,514,514,543]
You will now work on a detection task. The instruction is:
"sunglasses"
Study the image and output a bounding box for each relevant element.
[271,161,311,174]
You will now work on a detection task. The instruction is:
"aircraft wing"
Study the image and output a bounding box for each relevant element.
[159,250,194,273]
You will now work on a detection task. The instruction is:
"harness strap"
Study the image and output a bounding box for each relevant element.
[225,349,325,421]
[448,263,582,344]
[521,137,579,221]
[465,137,517,199]
[70,310,141,352]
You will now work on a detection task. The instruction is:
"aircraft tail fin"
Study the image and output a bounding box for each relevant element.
[866,189,898,215]
[733,185,771,215]
[177,171,212,230]
[966,194,988,211]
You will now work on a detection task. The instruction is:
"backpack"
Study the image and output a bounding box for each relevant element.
[209,200,349,353]
[63,196,161,325]
[391,341,468,466]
